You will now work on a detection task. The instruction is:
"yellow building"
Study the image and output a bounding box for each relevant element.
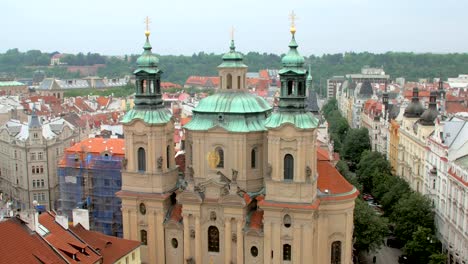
[389,119,400,174]
[118,25,358,264]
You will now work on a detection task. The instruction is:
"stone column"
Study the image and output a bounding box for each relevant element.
[148,211,156,263]
[156,212,166,264]
[184,214,190,261]
[293,224,301,263]
[237,219,244,264]
[225,218,232,264]
[195,215,202,264]
[263,220,271,264]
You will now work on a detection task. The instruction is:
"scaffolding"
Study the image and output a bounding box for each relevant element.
[58,151,123,237]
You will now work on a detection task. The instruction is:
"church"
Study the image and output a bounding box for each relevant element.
[117,20,358,264]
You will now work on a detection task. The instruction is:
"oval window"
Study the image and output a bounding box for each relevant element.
[251,246,258,257]
[171,238,178,248]
[139,203,146,215]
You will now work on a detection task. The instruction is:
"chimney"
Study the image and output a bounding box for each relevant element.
[19,209,39,232]
[72,208,90,230]
[55,214,69,230]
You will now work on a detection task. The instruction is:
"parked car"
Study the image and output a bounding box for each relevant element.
[398,255,409,263]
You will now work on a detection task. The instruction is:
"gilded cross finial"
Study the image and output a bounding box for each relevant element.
[144,16,151,37]
[289,11,297,34]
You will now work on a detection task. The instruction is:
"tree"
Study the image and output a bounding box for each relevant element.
[390,192,434,243]
[428,253,447,264]
[353,199,389,253]
[342,128,370,168]
[404,226,441,264]
[356,151,391,192]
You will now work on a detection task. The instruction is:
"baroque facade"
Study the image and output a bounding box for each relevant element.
[118,25,358,264]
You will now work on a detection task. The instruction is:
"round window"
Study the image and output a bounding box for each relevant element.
[171,238,178,248]
[139,203,146,215]
[283,214,291,228]
[251,246,258,257]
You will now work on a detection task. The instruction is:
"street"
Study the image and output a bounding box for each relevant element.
[360,242,402,264]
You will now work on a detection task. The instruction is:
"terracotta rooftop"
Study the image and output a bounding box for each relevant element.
[317,159,357,200]
[70,224,140,264]
[0,218,65,264]
[39,212,102,264]
[66,138,125,155]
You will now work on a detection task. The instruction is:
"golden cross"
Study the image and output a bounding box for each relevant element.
[144,16,151,32]
[289,10,297,28]
[231,26,235,40]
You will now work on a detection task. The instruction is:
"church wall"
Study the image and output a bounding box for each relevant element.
[165,225,184,264]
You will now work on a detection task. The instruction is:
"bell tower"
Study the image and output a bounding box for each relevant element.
[264,14,319,204]
[217,28,248,90]
[117,19,178,264]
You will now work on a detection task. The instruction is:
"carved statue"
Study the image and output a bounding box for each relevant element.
[190,229,195,239]
[232,233,237,243]
[306,165,312,182]
[157,156,163,169]
[121,157,128,170]
[210,211,217,221]
[267,163,272,178]
[231,169,238,183]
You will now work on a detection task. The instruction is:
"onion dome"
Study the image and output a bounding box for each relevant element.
[135,31,159,69]
[359,81,373,97]
[419,91,438,126]
[404,88,425,118]
[218,40,247,68]
[280,31,305,69]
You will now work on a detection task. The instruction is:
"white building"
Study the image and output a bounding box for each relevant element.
[426,115,468,264]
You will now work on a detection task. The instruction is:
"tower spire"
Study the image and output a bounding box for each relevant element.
[144,16,151,38]
[289,10,297,35]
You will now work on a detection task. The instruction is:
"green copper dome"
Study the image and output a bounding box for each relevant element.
[135,36,160,72]
[184,91,272,132]
[218,40,247,68]
[193,90,271,113]
[280,35,305,69]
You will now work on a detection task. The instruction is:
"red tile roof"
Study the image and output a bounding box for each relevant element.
[66,138,125,156]
[70,224,140,264]
[161,82,182,89]
[96,96,110,109]
[185,76,219,87]
[317,160,357,201]
[39,212,102,264]
[0,218,65,264]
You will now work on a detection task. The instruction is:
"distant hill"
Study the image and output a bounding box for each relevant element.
[1,48,468,97]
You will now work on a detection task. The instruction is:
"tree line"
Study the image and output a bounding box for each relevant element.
[322,99,446,264]
[1,48,468,92]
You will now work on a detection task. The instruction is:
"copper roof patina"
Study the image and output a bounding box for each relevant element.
[217,40,247,68]
[265,111,319,130]
[184,90,272,132]
[121,108,172,125]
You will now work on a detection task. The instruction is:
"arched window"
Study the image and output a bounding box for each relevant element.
[137,147,146,172]
[298,82,303,96]
[251,148,257,168]
[208,226,219,252]
[140,230,147,245]
[283,214,291,228]
[284,154,294,180]
[227,73,232,89]
[156,79,160,94]
[166,145,170,169]
[287,81,294,95]
[237,76,241,89]
[331,241,341,264]
[140,80,145,94]
[283,244,291,261]
[216,147,224,168]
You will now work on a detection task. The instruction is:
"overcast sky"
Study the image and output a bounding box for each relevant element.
[2,0,467,56]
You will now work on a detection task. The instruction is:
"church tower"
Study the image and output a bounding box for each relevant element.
[117,23,179,264]
[217,30,248,90]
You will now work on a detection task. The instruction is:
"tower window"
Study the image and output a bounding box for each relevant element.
[216,147,224,168]
[331,241,341,264]
[283,244,291,261]
[137,147,146,172]
[140,80,145,94]
[227,73,232,89]
[298,82,303,96]
[237,75,241,89]
[284,154,294,180]
[208,226,219,252]
[251,148,257,168]
[156,79,160,94]
[140,230,147,245]
[287,81,294,95]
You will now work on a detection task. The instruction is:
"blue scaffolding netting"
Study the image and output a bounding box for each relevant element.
[58,153,123,237]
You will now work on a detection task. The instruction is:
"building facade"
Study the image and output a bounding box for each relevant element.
[0,113,80,210]
[118,27,358,264]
